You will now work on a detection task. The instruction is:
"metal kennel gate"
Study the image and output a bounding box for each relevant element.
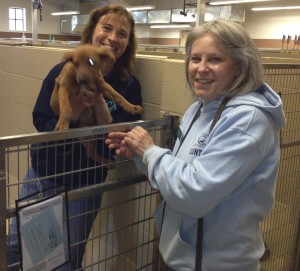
[260,63,300,271]
[0,116,178,271]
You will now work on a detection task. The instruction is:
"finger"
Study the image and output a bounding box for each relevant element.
[135,126,148,137]
[85,90,95,98]
[105,138,112,145]
[133,126,144,133]
[115,149,123,156]
[107,143,120,150]
[80,86,95,97]
[125,131,139,143]
[105,138,121,145]
[123,135,135,147]
[129,126,144,138]
[83,101,92,107]
[107,132,127,139]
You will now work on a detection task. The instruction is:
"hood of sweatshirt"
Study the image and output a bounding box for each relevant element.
[228,83,285,130]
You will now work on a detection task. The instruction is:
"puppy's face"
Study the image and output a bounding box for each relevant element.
[63,45,116,90]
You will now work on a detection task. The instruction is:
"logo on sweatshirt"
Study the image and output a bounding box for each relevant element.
[106,100,117,112]
[189,134,208,157]
[198,135,207,147]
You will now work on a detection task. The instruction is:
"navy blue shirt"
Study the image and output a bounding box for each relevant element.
[31,62,142,188]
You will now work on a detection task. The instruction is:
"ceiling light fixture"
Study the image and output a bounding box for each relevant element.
[252,6,300,11]
[208,0,273,5]
[150,24,192,29]
[126,5,156,11]
[51,11,80,16]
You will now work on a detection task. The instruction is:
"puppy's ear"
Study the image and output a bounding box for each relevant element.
[97,48,116,63]
[62,50,75,62]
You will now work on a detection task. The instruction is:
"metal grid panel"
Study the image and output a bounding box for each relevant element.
[0,118,176,271]
[82,181,159,271]
[263,64,300,146]
[260,63,300,271]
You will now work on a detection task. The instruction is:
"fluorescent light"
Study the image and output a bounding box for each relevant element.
[126,5,156,11]
[252,6,300,11]
[51,11,80,16]
[208,0,273,5]
[150,24,192,29]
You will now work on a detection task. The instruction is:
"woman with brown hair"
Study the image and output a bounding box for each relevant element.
[7,4,142,271]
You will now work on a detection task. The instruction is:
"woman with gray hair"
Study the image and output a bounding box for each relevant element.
[106,20,285,270]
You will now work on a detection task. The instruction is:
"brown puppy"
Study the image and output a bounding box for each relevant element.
[50,44,143,130]
[50,44,143,166]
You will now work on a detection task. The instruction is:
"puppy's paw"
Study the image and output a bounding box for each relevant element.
[55,121,69,131]
[126,105,143,115]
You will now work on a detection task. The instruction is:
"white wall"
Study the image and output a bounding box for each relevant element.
[136,25,181,39]
[244,9,300,39]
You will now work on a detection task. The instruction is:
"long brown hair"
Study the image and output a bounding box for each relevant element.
[81,4,137,81]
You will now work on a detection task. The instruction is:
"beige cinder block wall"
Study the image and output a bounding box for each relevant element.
[0,46,69,136]
[135,56,196,120]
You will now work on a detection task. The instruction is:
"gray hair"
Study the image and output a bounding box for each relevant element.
[185,20,264,97]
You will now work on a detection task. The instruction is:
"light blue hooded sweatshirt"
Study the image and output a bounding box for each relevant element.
[136,83,285,271]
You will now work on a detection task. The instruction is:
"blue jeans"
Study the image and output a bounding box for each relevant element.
[7,166,102,271]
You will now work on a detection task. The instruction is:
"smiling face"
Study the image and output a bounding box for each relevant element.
[92,13,131,60]
[188,33,240,104]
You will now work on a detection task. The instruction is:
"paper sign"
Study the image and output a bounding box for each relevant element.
[18,195,66,271]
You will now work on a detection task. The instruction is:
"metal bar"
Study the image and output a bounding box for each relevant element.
[280,140,300,149]
[0,118,168,148]
[263,63,300,69]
